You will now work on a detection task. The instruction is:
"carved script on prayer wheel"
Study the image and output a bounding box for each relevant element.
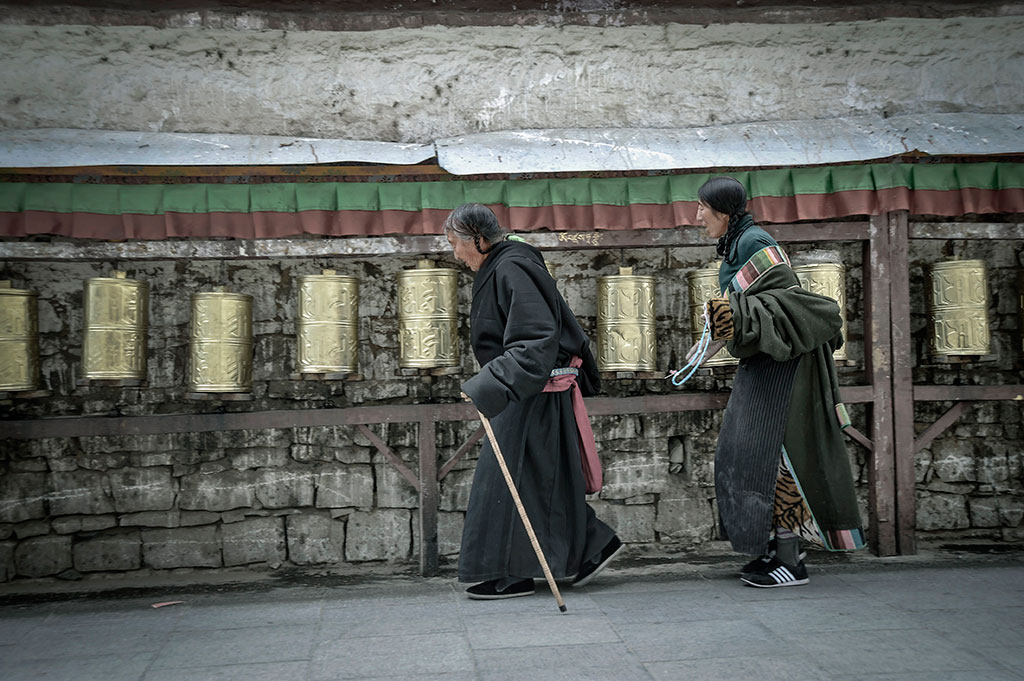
[0,281,40,392]
[397,260,459,368]
[296,270,359,374]
[189,290,254,392]
[82,271,149,380]
[793,261,848,362]
[927,259,990,357]
[597,267,657,371]
[686,262,737,367]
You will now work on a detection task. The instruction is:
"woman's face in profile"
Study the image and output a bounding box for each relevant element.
[696,200,730,239]
[446,230,487,271]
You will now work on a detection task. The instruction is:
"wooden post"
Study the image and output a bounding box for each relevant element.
[888,211,917,555]
[864,214,898,556]
[418,417,439,576]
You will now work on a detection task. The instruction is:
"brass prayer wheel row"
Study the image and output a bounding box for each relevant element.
[0,281,40,392]
[0,258,1014,392]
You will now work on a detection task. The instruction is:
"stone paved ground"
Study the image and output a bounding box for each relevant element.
[0,548,1022,681]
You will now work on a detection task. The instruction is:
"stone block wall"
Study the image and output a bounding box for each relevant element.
[1,231,1022,581]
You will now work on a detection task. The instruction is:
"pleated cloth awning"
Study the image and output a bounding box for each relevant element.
[1,161,1022,239]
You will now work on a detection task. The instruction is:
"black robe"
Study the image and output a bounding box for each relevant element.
[459,240,615,583]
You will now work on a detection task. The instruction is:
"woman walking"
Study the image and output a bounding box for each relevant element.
[689,177,865,587]
[445,203,622,599]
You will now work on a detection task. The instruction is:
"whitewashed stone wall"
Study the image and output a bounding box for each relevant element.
[1,234,1021,581]
[0,15,1021,141]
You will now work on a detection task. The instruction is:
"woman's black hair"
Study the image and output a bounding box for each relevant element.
[443,203,509,254]
[698,177,754,264]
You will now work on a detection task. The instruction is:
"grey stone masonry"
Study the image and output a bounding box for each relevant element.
[178,471,255,512]
[222,517,287,567]
[254,469,316,509]
[0,473,46,523]
[315,465,374,509]
[48,471,114,516]
[285,513,345,565]
[108,467,176,512]
[13,535,72,577]
[142,527,222,569]
[345,509,411,562]
[73,531,142,572]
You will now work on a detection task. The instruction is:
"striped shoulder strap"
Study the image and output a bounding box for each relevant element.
[728,245,790,293]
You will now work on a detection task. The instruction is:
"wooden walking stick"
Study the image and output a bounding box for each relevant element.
[475,408,568,613]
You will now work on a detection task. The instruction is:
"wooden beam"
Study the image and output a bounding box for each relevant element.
[843,425,874,452]
[356,424,420,492]
[913,385,1024,401]
[1,387,876,440]
[418,418,439,577]
[864,214,897,556]
[910,222,1024,240]
[888,210,916,554]
[914,401,972,454]
[839,385,875,404]
[438,426,485,481]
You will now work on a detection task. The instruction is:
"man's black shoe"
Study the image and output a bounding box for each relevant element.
[465,578,534,600]
[572,535,623,587]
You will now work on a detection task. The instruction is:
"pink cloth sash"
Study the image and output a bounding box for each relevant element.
[542,356,602,494]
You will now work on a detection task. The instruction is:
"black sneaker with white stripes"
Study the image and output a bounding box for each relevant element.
[739,539,808,577]
[739,556,809,588]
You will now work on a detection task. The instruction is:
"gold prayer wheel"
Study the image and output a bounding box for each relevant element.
[686,262,737,367]
[926,259,991,357]
[296,269,359,374]
[397,260,459,368]
[793,259,848,362]
[188,288,254,392]
[82,271,149,380]
[0,281,40,392]
[597,267,657,371]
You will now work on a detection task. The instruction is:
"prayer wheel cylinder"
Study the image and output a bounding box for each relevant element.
[597,267,657,371]
[296,269,359,374]
[0,281,40,392]
[792,257,848,362]
[397,260,459,368]
[927,259,991,357]
[82,271,149,380]
[686,262,738,367]
[188,288,254,392]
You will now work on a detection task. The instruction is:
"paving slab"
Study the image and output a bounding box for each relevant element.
[0,551,1022,681]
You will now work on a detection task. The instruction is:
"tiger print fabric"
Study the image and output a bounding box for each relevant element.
[772,453,823,547]
[706,297,734,340]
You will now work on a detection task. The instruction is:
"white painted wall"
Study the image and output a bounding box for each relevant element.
[0,16,1021,143]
